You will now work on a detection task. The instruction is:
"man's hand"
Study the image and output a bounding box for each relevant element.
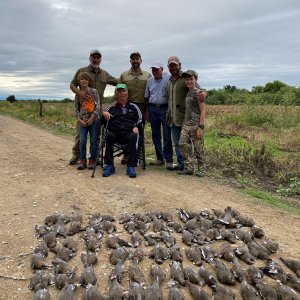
[196,127,203,139]
[133,127,139,134]
[103,111,113,120]
[78,90,90,101]
[86,115,95,126]
[197,90,207,102]
[78,119,87,127]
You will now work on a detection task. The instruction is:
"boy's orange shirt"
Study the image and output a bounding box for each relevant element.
[81,95,95,113]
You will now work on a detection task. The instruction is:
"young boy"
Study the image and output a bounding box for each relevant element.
[178,70,206,177]
[75,72,100,170]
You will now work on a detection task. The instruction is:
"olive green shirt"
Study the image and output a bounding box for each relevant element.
[70,65,118,109]
[167,72,189,127]
[120,68,151,104]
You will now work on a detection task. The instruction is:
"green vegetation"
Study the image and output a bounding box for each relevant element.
[0,83,299,208]
[6,95,17,103]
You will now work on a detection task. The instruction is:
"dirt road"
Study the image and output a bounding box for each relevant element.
[0,115,299,299]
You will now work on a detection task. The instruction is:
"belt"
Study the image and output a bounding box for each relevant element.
[148,103,168,108]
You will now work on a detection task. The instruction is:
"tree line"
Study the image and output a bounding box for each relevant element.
[6,80,300,105]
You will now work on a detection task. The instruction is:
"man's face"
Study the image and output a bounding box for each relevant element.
[89,54,101,68]
[168,62,181,76]
[130,55,142,69]
[151,67,163,79]
[115,88,128,103]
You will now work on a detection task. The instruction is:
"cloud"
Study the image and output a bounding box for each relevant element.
[0,0,299,98]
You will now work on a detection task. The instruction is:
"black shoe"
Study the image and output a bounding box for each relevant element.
[69,158,79,165]
[177,169,193,175]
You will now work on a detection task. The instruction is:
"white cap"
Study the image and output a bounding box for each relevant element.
[151,61,163,69]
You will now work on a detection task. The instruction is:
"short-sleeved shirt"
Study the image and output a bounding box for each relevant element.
[144,74,170,105]
[70,65,118,104]
[183,89,203,126]
[120,68,151,104]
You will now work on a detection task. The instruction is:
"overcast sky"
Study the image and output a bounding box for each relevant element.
[0,0,299,99]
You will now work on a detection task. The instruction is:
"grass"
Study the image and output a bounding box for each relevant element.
[0,101,299,207]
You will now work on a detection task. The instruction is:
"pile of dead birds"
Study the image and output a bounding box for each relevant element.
[29,207,300,299]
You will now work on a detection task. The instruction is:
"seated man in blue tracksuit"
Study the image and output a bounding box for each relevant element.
[102,83,143,178]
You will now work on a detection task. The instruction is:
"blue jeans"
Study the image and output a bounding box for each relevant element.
[79,119,100,161]
[171,125,184,170]
[148,104,173,163]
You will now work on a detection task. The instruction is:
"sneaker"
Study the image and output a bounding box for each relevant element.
[149,159,165,166]
[87,159,96,170]
[121,155,128,165]
[77,160,87,170]
[102,164,115,177]
[195,170,205,177]
[69,157,79,165]
[166,162,178,171]
[177,169,193,175]
[126,167,137,178]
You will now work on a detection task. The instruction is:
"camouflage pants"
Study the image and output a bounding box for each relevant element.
[179,124,205,172]
[71,121,101,159]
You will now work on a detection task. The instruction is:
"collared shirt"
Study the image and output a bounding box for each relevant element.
[144,74,170,105]
[70,65,118,105]
[120,68,151,104]
[74,87,100,121]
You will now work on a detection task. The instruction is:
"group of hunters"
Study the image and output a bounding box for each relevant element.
[70,49,208,178]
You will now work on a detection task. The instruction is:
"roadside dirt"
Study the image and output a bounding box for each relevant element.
[0,115,299,299]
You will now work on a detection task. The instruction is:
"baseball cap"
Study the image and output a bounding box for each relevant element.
[182,70,198,80]
[115,83,128,90]
[151,61,163,69]
[167,56,180,66]
[130,51,141,59]
[90,49,102,56]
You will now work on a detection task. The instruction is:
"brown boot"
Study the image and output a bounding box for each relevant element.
[77,160,87,170]
[87,159,95,170]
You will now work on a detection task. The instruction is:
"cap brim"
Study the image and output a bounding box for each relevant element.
[168,61,179,66]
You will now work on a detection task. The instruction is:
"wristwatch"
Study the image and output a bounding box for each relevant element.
[198,124,205,129]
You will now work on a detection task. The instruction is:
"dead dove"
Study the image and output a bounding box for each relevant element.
[185,218,199,232]
[52,258,74,275]
[82,283,106,300]
[168,279,184,300]
[255,282,277,300]
[235,214,255,227]
[131,231,143,247]
[280,257,300,277]
[260,259,288,283]
[35,224,50,238]
[213,258,236,285]
[167,221,183,233]
[240,278,260,300]
[148,243,170,264]
[145,278,163,300]
[55,246,76,262]
[231,257,247,283]
[110,260,125,283]
[34,241,49,257]
[160,211,173,222]
[200,208,215,220]
[43,231,57,249]
[170,261,185,286]
[80,266,97,287]
[31,252,51,270]
[67,221,81,236]
[128,280,146,300]
[212,283,236,300]
[152,217,165,232]
[201,245,217,264]
[102,220,117,233]
[125,221,136,234]
[128,260,146,284]
[150,263,165,285]
[219,244,235,262]
[236,229,253,244]
[54,272,75,290]
[183,267,199,284]
[119,212,133,224]
[247,265,264,285]
[247,241,269,260]
[262,239,279,253]
[286,272,300,293]
[59,283,76,300]
[85,236,101,252]
[130,247,145,264]
[62,237,78,253]
[33,288,50,300]
[276,281,299,300]
[185,245,202,266]
[235,244,256,264]
[28,270,51,291]
[181,230,194,246]
[81,251,98,267]
[169,245,183,262]
[135,219,149,234]
[109,278,124,300]
[107,235,133,249]
[160,231,176,248]
[186,280,210,300]
[53,221,68,237]
[177,208,190,223]
[109,247,129,265]
[251,226,264,238]
[143,233,160,246]
[198,265,217,287]
[190,229,206,245]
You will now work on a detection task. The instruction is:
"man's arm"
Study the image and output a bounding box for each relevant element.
[106,72,119,86]
[70,69,90,101]
[131,103,143,133]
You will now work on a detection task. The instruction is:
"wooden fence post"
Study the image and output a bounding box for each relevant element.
[38,99,43,117]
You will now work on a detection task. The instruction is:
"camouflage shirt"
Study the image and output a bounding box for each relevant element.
[183,89,204,126]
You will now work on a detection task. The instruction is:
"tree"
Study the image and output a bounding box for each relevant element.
[264,80,287,93]
[6,95,17,103]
